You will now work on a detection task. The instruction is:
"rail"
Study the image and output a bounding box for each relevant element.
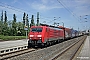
[50,35,87,60]
[0,47,37,60]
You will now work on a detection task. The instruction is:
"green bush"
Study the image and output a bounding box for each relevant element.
[0,35,26,40]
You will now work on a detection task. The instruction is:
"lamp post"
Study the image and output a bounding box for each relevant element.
[24,26,28,40]
[47,17,59,25]
[61,22,64,27]
[53,17,60,26]
[61,22,65,39]
[84,15,88,33]
[80,15,88,32]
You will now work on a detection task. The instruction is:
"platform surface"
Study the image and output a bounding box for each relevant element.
[0,39,28,50]
[77,36,90,60]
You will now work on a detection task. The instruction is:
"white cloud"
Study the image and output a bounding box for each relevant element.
[30,0,90,17]
[32,4,61,11]
[73,1,90,16]
[75,0,90,5]
[58,0,90,16]
[0,5,23,22]
[73,5,90,16]
[11,0,18,4]
[42,0,48,4]
[31,0,62,11]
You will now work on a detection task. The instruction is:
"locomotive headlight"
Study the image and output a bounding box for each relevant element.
[37,35,42,37]
[39,37,41,39]
[30,37,32,39]
[30,35,34,37]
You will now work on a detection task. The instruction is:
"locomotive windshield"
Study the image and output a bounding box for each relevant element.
[31,28,42,32]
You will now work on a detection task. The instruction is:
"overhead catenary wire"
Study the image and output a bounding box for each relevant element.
[0,1,37,15]
[0,2,53,23]
[0,1,81,24]
[57,0,80,21]
[0,2,41,23]
[0,4,24,13]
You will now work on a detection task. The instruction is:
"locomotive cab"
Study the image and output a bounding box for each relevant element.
[28,26,45,47]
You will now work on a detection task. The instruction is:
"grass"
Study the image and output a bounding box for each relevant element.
[0,35,26,41]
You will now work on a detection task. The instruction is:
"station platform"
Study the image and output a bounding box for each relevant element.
[0,39,28,51]
[76,36,90,60]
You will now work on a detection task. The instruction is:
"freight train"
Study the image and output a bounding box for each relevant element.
[28,23,79,48]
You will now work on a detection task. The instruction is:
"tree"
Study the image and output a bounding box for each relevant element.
[0,11,3,35]
[26,14,29,27]
[8,20,13,36]
[1,10,3,23]
[0,21,3,35]
[2,11,8,35]
[23,12,26,27]
[12,14,17,36]
[4,11,7,24]
[30,15,35,27]
[36,12,39,26]
[17,22,24,36]
[13,14,16,22]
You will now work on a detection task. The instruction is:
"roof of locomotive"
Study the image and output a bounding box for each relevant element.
[30,26,62,30]
[30,26,46,28]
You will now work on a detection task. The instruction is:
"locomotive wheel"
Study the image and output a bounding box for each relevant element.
[49,42,52,46]
[46,42,49,47]
[38,43,45,48]
[44,43,47,47]
[52,41,54,45]
[28,43,32,48]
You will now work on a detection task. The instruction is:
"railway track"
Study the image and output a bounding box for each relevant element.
[0,36,87,60]
[0,48,37,60]
[49,35,87,60]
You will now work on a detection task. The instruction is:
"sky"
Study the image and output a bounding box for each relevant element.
[0,0,90,31]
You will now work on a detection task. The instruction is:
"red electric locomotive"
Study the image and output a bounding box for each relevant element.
[28,25,63,48]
